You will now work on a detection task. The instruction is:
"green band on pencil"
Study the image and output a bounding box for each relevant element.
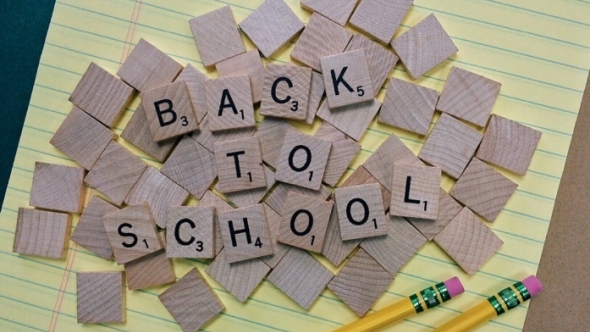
[420,287,441,309]
[487,296,505,316]
[410,294,424,313]
[436,282,451,302]
[514,281,531,301]
[498,287,520,310]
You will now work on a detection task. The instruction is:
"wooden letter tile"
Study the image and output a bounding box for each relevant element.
[69,62,134,127]
[125,234,175,290]
[391,14,458,80]
[253,117,295,168]
[77,271,125,323]
[349,0,413,44]
[265,182,332,216]
[50,106,115,170]
[300,0,358,26]
[434,207,503,275]
[418,113,483,179]
[450,158,518,222]
[277,193,333,253]
[239,0,304,58]
[199,190,234,257]
[275,130,331,190]
[321,204,361,267]
[216,50,265,104]
[476,114,542,175]
[222,165,275,208]
[218,204,273,263]
[260,204,291,268]
[13,208,71,259]
[305,71,326,124]
[321,50,374,109]
[261,63,312,121]
[316,98,381,141]
[390,162,441,220]
[407,188,463,241]
[30,162,85,213]
[315,122,361,187]
[335,183,389,241]
[205,75,255,132]
[363,134,418,191]
[341,166,391,211]
[174,63,208,123]
[214,137,267,193]
[190,114,256,153]
[159,269,224,332]
[71,196,118,260]
[166,206,215,258]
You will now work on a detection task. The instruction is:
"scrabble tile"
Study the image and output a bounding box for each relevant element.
[265,182,332,216]
[335,183,389,241]
[407,188,463,241]
[260,204,291,268]
[125,166,189,228]
[214,137,267,193]
[117,38,183,92]
[239,0,304,58]
[291,12,353,72]
[341,166,391,211]
[125,236,175,290]
[13,208,71,259]
[316,98,381,141]
[218,204,273,263]
[174,64,208,123]
[71,196,118,260]
[159,269,224,332]
[450,158,517,222]
[160,136,216,199]
[216,50,265,104]
[328,248,393,316]
[190,114,256,153]
[434,207,503,275]
[320,50,374,109]
[189,5,245,67]
[321,204,361,266]
[30,162,85,213]
[305,71,326,124]
[300,0,358,26]
[360,216,427,276]
[102,203,162,264]
[345,34,399,94]
[50,106,116,170]
[253,117,295,168]
[222,165,275,208]
[69,62,134,127]
[120,103,178,163]
[391,14,458,80]
[260,64,312,120]
[390,162,441,220]
[77,271,125,324]
[205,75,255,132]
[278,193,333,253]
[476,114,542,175]
[275,130,331,190]
[267,248,334,310]
[363,134,417,191]
[314,123,361,187]
[199,190,234,257]
[166,206,214,258]
[349,0,413,44]
[85,141,147,206]
[205,248,270,302]
[418,113,483,179]
[378,78,439,136]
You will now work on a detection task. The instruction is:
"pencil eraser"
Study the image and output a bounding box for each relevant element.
[444,277,464,298]
[522,275,543,297]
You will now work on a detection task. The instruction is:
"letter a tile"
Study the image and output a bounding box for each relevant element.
[205,75,255,132]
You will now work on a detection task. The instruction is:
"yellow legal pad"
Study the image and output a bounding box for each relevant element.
[1,0,589,331]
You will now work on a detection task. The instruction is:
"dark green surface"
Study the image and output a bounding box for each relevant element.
[0,1,56,206]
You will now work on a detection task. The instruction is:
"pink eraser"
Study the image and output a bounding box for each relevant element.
[444,277,464,298]
[522,275,543,297]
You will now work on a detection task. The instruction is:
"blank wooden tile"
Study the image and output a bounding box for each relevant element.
[189,5,245,67]
[222,165,275,208]
[341,166,391,212]
[321,204,361,266]
[476,114,542,175]
[450,158,517,222]
[214,137,266,194]
[166,206,215,258]
[345,34,399,94]
[206,75,255,132]
[360,216,427,276]
[190,114,256,153]
[300,0,358,26]
[260,63,312,120]
[328,248,393,316]
[174,64,208,123]
[291,12,353,72]
[125,166,189,228]
[216,50,265,104]
[363,134,417,191]
[30,162,85,213]
[117,38,183,92]
[434,207,503,275]
[418,113,483,179]
[206,248,271,302]
[407,188,463,241]
[335,183,389,241]
[305,71,326,124]
[199,190,234,257]
[50,106,116,170]
[159,269,224,332]
[260,204,290,268]
[13,208,71,259]
[267,248,334,310]
[85,141,147,206]
[239,0,304,58]
[316,98,381,141]
[71,196,118,260]
[253,117,295,168]
[315,123,361,187]
[125,236,175,290]
[390,162,441,220]
[391,14,458,80]
[320,50,374,109]
[77,271,125,323]
[278,193,333,253]
[218,204,273,263]
[349,0,413,44]
[378,78,439,136]
[69,62,134,127]
[275,130,331,190]
[265,182,332,216]
[161,136,216,199]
